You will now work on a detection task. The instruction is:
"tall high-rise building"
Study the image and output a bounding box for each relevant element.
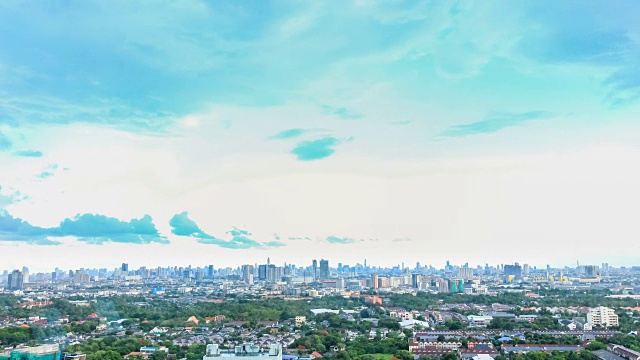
[243,265,254,284]
[319,260,329,280]
[258,264,267,281]
[74,270,90,284]
[312,260,318,280]
[121,263,129,272]
[207,265,214,278]
[458,267,473,280]
[449,278,464,293]
[584,265,598,278]
[504,264,522,281]
[372,274,378,289]
[523,263,530,275]
[22,266,29,283]
[438,279,449,293]
[7,270,23,290]
[411,274,421,289]
[266,265,282,283]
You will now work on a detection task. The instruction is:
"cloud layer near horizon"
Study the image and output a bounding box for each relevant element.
[0,211,167,245]
[169,212,285,249]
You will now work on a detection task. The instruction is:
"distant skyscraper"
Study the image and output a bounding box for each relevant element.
[266,265,281,283]
[7,270,23,290]
[372,274,378,289]
[312,260,318,280]
[121,263,129,272]
[458,267,473,280]
[207,265,214,278]
[258,264,267,281]
[411,274,421,289]
[319,259,329,280]
[438,279,449,293]
[449,278,464,293]
[504,264,522,281]
[74,270,90,284]
[584,265,598,278]
[243,264,254,284]
[601,263,609,276]
[22,266,29,283]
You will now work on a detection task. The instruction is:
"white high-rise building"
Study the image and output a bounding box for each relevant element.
[587,306,619,328]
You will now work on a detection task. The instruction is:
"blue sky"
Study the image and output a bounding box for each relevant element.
[1,1,639,271]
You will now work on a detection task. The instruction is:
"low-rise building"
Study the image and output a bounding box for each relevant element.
[364,296,382,305]
[203,344,282,360]
[63,354,87,360]
[459,348,500,359]
[467,315,493,327]
[608,344,640,360]
[502,345,582,353]
[295,316,306,327]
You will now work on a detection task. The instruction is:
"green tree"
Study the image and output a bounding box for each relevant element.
[151,352,168,360]
[394,350,413,360]
[87,350,122,360]
[586,341,607,351]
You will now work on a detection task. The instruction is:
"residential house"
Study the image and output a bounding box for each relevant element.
[608,344,640,360]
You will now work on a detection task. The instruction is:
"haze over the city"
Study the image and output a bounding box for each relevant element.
[1,1,639,271]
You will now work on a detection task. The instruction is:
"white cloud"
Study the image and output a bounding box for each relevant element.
[2,111,639,271]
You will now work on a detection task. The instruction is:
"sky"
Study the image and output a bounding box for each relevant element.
[1,1,640,272]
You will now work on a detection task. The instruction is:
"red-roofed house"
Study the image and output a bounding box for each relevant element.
[206,315,225,323]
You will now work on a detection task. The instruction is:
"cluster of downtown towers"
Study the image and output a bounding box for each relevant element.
[241,258,330,284]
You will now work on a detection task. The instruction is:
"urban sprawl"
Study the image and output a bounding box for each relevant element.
[2,260,640,360]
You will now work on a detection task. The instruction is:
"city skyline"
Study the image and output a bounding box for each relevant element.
[1,257,618,292]
[0,258,619,275]
[1,1,640,269]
